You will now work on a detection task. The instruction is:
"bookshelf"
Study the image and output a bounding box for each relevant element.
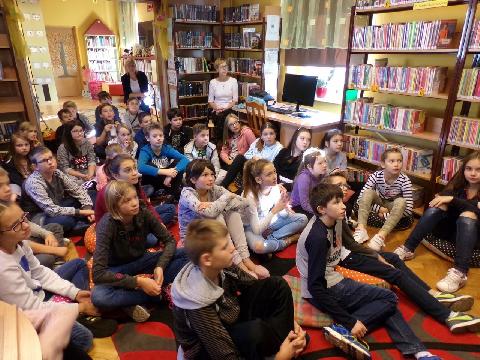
[0,8,37,157]
[84,20,119,83]
[341,0,480,208]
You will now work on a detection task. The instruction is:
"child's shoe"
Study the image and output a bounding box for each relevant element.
[415,353,442,360]
[434,292,474,312]
[446,312,480,333]
[367,234,385,251]
[436,268,467,293]
[323,324,371,360]
[393,245,415,261]
[353,228,369,244]
[123,305,151,322]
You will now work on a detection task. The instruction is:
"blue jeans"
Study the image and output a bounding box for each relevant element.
[155,203,177,226]
[404,207,479,273]
[312,278,426,355]
[245,213,308,254]
[55,258,89,290]
[340,252,451,323]
[41,197,82,234]
[91,249,188,308]
[71,322,93,352]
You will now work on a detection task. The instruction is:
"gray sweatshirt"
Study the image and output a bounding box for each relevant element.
[57,139,96,183]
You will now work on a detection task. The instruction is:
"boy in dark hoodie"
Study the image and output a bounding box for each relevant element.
[171,219,307,360]
[163,107,193,154]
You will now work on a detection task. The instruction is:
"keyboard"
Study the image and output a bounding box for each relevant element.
[267,105,293,114]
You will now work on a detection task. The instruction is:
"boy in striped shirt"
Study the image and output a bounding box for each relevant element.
[354,148,414,251]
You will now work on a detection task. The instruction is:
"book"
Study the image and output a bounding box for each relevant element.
[437,20,456,49]
[172,4,219,22]
[175,57,210,73]
[223,4,261,23]
[175,31,216,48]
[448,116,480,148]
[179,103,209,119]
[356,0,440,10]
[441,156,462,182]
[227,58,263,76]
[178,80,209,97]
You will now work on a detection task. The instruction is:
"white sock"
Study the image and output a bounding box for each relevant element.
[448,311,459,319]
[415,351,434,359]
[428,289,441,297]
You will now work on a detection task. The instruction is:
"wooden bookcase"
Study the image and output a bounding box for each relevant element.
[340,0,480,211]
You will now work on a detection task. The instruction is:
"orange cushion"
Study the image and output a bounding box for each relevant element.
[84,223,96,254]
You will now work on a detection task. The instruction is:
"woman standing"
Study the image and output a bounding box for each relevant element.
[121,58,150,112]
[208,58,238,143]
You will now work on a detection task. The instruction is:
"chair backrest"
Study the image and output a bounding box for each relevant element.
[245,101,267,136]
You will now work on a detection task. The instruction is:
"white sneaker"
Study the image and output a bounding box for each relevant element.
[367,234,385,252]
[393,245,415,261]
[123,305,151,322]
[437,268,467,293]
[353,228,369,244]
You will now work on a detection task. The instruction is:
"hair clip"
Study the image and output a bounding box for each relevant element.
[302,147,325,161]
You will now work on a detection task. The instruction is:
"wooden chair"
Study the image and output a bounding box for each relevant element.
[245,101,267,136]
[0,302,42,360]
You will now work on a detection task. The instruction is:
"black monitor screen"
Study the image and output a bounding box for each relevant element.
[282,73,318,109]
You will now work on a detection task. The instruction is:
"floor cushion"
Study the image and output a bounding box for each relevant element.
[353,203,413,231]
[421,233,480,268]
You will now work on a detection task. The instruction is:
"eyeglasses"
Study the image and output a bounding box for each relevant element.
[228,120,240,128]
[71,129,85,134]
[338,183,351,190]
[1,212,29,232]
[36,156,54,164]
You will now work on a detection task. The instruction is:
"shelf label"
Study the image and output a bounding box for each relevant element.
[371,84,379,92]
[347,152,356,160]
[419,88,425,97]
[413,0,448,10]
[385,0,391,8]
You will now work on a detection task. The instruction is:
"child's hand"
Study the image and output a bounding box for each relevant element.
[272,200,287,214]
[44,233,58,247]
[197,202,212,211]
[75,290,92,303]
[164,168,178,178]
[275,330,306,360]
[378,207,389,218]
[78,301,101,317]
[429,195,453,208]
[137,277,161,296]
[104,124,114,133]
[351,320,367,338]
[153,267,164,287]
[163,176,172,187]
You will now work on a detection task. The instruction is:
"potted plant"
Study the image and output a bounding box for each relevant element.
[316,79,327,98]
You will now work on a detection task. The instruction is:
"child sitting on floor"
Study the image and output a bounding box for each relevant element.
[354,147,414,251]
[63,100,94,134]
[171,219,307,359]
[291,148,328,218]
[96,143,123,191]
[163,107,193,154]
[178,159,269,278]
[0,200,98,352]
[94,91,121,124]
[244,121,283,162]
[296,184,440,360]
[134,112,153,155]
[95,103,119,160]
[108,123,138,159]
[321,129,347,173]
[4,132,33,193]
[184,123,226,184]
[121,97,144,132]
[92,180,188,322]
[17,121,40,148]
[242,159,308,254]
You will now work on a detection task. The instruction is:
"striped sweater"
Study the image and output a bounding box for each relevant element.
[357,170,413,217]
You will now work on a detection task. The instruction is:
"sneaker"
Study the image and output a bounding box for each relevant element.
[353,228,369,244]
[435,293,474,312]
[367,234,385,252]
[436,268,467,293]
[62,237,71,245]
[416,355,442,360]
[123,305,151,322]
[393,245,415,261]
[323,324,371,360]
[446,313,480,334]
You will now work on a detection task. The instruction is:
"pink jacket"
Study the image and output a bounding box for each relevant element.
[220,126,257,163]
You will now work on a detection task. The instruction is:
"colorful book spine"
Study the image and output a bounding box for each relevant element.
[344,134,433,175]
[470,20,480,49]
[356,1,438,10]
[179,103,209,119]
[344,99,426,134]
[178,80,209,97]
[458,68,480,99]
[175,57,209,73]
[349,65,447,96]
[175,31,215,48]
[173,4,218,22]
[238,81,260,97]
[223,4,260,22]
[448,116,480,148]
[441,156,462,182]
[227,58,262,76]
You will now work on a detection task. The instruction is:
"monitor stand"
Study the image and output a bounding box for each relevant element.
[295,102,303,112]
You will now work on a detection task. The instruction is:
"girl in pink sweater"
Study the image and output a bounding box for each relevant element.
[219,114,257,189]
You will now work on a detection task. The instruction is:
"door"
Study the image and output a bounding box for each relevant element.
[45,26,82,97]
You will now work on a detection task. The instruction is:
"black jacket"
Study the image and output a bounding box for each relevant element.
[121,71,149,104]
[163,124,193,154]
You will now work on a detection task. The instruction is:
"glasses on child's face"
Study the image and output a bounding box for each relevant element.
[228,120,239,128]
[1,212,29,233]
[37,156,54,164]
[71,129,84,134]
[338,183,350,190]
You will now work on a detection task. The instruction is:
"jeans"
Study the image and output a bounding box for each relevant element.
[141,170,184,199]
[91,249,188,308]
[30,223,65,269]
[55,258,90,290]
[313,278,426,355]
[340,252,450,323]
[227,277,294,359]
[39,197,82,234]
[245,213,308,254]
[221,154,247,188]
[155,203,177,226]
[71,321,93,352]
[404,207,479,273]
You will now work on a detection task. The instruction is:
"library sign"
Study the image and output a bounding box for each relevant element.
[413,0,449,10]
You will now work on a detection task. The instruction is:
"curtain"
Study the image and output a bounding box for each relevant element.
[117,0,139,51]
[281,0,355,50]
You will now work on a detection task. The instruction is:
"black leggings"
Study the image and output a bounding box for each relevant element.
[221,154,246,188]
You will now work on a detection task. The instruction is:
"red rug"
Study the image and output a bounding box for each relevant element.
[75,224,480,359]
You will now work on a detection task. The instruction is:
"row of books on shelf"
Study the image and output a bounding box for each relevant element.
[343,134,433,176]
[356,0,430,8]
[469,20,480,49]
[223,4,260,23]
[348,64,447,96]
[85,36,115,48]
[224,30,261,49]
[238,82,260,98]
[448,116,480,148]
[86,48,116,61]
[172,4,219,22]
[352,19,456,50]
[175,57,210,73]
[0,121,16,143]
[458,68,480,99]
[346,166,372,182]
[178,80,208,98]
[175,31,218,49]
[90,72,117,82]
[441,156,462,182]
[134,60,153,73]
[88,60,117,72]
[227,58,262,76]
[344,98,426,134]
[179,104,209,119]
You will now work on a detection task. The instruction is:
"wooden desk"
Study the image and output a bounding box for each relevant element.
[234,106,340,146]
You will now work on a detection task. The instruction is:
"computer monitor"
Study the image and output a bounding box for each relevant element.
[282,73,318,112]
